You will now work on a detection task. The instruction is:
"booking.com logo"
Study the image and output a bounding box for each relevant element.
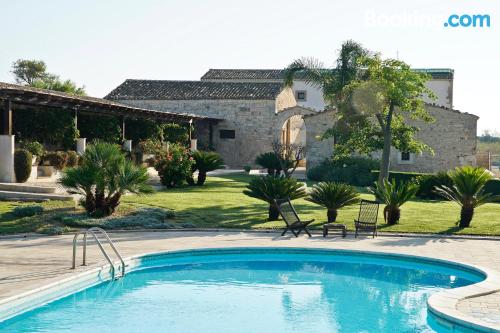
[444,14,491,28]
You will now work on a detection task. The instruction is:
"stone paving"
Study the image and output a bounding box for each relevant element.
[0,231,499,329]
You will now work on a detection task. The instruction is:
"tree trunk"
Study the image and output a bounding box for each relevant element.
[379,103,394,183]
[197,171,207,185]
[386,206,400,225]
[459,206,474,228]
[327,209,338,223]
[268,204,280,221]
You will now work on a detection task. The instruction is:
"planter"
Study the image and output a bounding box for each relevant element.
[39,165,55,177]
[142,154,155,162]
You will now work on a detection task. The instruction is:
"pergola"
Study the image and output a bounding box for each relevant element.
[0,82,221,182]
[0,82,219,135]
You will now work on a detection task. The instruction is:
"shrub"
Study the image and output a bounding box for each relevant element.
[243,165,251,174]
[60,142,153,217]
[243,176,307,220]
[484,179,500,196]
[66,151,79,167]
[307,157,379,186]
[369,179,419,225]
[255,152,282,176]
[12,205,43,217]
[14,149,32,183]
[192,150,224,185]
[306,182,359,222]
[20,140,45,157]
[154,143,194,188]
[44,151,68,170]
[62,208,175,229]
[139,139,163,155]
[434,166,500,228]
[415,171,453,199]
[371,170,425,184]
[162,123,189,144]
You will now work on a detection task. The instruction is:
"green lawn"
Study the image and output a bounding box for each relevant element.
[1,174,500,235]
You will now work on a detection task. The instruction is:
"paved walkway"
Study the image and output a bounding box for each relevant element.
[0,231,499,328]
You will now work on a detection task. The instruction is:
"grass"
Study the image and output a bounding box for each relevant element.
[1,174,500,235]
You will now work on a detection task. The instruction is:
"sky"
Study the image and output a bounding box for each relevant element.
[1,0,498,134]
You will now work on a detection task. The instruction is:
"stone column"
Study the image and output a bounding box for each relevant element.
[122,140,132,152]
[0,135,15,182]
[190,139,198,152]
[76,138,86,155]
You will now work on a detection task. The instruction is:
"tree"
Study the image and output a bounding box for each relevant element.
[271,140,306,178]
[283,40,368,105]
[340,55,435,182]
[283,42,436,182]
[243,176,306,220]
[11,59,48,85]
[369,179,418,225]
[192,150,224,185]
[60,142,153,217]
[11,58,85,95]
[434,166,500,228]
[306,182,359,222]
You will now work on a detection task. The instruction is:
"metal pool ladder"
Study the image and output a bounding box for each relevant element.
[72,227,126,279]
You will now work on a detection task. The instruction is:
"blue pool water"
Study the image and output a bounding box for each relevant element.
[0,248,485,333]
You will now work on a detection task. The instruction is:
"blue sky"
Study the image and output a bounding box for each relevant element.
[0,0,498,133]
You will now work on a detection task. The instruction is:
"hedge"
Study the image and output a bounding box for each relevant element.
[372,170,500,196]
[307,157,379,186]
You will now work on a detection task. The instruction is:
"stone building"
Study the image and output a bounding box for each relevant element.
[106,68,478,173]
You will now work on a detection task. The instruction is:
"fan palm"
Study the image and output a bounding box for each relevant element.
[434,166,499,228]
[369,179,418,225]
[283,40,367,104]
[243,176,307,220]
[255,152,282,176]
[60,142,153,217]
[306,182,359,222]
[192,150,224,185]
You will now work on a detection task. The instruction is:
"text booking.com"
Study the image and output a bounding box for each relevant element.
[364,11,491,28]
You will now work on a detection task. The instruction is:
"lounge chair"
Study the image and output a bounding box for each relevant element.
[275,198,314,237]
[354,199,380,238]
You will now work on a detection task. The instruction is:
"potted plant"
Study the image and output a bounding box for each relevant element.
[20,140,45,166]
[40,151,69,177]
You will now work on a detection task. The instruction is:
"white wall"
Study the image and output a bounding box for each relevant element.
[291,81,326,111]
[424,79,453,108]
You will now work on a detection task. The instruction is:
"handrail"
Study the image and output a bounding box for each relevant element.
[72,227,125,279]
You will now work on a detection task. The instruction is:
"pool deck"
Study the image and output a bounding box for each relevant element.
[1,231,499,330]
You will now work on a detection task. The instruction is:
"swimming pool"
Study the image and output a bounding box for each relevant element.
[0,248,489,332]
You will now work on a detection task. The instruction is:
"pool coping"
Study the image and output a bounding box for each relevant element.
[0,246,499,332]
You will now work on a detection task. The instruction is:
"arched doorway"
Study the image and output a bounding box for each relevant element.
[280,114,307,167]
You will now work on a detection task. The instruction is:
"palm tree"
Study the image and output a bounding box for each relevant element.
[306,182,359,223]
[60,142,153,217]
[243,176,307,220]
[434,166,499,228]
[192,151,224,185]
[283,40,368,105]
[369,179,418,225]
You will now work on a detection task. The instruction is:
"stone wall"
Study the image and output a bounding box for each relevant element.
[387,105,478,173]
[303,110,335,168]
[118,99,279,167]
[303,105,478,173]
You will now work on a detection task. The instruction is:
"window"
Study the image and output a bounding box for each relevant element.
[219,129,235,139]
[398,151,415,164]
[239,106,250,112]
[296,90,307,101]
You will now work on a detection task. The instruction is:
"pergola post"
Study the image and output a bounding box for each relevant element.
[121,115,132,152]
[0,99,15,182]
[1,99,12,135]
